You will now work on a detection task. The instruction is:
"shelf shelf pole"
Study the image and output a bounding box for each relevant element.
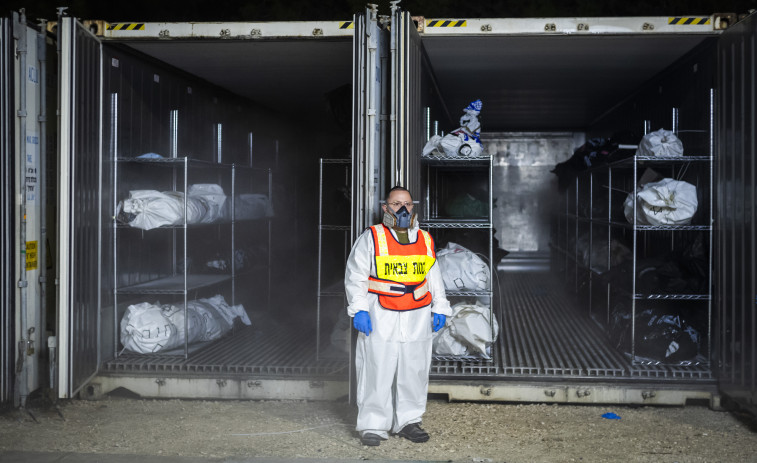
[111,92,119,359]
[607,167,612,326]
[631,148,638,362]
[183,157,189,359]
[317,159,324,360]
[231,164,236,305]
[268,168,272,312]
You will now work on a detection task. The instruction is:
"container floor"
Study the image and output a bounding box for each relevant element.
[431,271,713,381]
[103,272,713,382]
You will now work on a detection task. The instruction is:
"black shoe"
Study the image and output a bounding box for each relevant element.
[360,432,382,446]
[397,423,429,443]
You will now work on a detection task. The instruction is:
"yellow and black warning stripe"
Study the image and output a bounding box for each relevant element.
[668,17,711,25]
[339,21,354,29]
[107,23,145,31]
[426,19,467,28]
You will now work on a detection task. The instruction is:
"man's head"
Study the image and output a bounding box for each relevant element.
[382,186,415,229]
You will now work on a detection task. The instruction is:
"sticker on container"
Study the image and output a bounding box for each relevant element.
[26,241,38,271]
[25,133,39,202]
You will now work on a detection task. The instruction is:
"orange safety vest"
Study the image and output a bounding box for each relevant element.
[367,224,436,311]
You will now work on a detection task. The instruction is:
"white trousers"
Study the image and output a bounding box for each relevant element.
[355,333,432,438]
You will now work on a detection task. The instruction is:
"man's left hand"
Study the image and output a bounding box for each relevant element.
[432,313,446,332]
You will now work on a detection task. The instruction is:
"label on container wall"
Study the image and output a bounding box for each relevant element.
[27,65,39,84]
[25,133,39,202]
[26,241,38,270]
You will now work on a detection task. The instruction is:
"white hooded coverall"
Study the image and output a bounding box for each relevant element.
[345,222,451,439]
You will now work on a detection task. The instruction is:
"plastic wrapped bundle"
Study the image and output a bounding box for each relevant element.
[433,301,499,358]
[116,184,227,230]
[623,178,698,226]
[423,99,484,157]
[120,294,250,354]
[636,129,684,157]
[436,242,490,291]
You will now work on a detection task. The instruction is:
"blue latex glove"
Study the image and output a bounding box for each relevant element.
[353,311,372,336]
[432,313,446,332]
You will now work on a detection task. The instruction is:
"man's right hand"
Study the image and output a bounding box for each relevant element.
[353,311,372,336]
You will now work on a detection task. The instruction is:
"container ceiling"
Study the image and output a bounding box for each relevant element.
[122,33,715,132]
[422,34,716,131]
[123,39,353,126]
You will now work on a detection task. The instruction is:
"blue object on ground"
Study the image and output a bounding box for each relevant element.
[602,412,621,420]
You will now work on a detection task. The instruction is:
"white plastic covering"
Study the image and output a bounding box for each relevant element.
[120,295,250,354]
[433,301,499,358]
[117,185,273,230]
[436,242,490,292]
[624,178,698,226]
[117,184,226,230]
[227,193,274,220]
[636,129,684,157]
[188,184,227,223]
[423,99,484,157]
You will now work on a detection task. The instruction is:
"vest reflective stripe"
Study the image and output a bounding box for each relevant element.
[367,278,429,299]
[368,225,436,311]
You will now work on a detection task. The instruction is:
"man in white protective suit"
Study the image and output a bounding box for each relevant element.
[345,186,451,447]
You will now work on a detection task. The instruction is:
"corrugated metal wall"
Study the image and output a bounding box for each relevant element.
[0,17,14,405]
[716,14,757,410]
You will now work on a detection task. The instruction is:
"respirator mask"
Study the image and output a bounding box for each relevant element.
[383,204,417,229]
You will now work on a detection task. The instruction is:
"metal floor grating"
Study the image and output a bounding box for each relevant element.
[430,271,713,380]
[104,272,712,381]
[103,322,348,377]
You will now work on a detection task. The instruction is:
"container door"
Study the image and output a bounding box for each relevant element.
[716,12,757,412]
[390,7,424,191]
[57,17,102,399]
[351,6,386,239]
[0,16,14,405]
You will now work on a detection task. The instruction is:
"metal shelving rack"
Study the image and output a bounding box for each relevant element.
[553,112,713,367]
[421,154,496,360]
[113,157,272,359]
[316,158,351,360]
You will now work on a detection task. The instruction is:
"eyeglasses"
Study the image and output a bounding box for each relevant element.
[387,201,414,208]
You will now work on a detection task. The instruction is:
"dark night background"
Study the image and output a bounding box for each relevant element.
[6,0,757,22]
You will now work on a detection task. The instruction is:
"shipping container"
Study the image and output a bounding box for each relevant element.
[1,12,57,407]
[1,5,755,413]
